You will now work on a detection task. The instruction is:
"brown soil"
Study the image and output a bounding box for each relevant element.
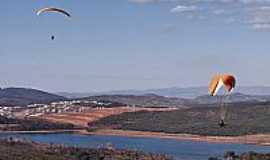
[39,107,177,127]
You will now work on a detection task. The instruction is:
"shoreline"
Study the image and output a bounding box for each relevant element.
[80,129,270,146]
[0,129,80,134]
[1,129,270,146]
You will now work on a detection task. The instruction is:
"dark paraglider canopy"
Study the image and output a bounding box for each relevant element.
[36,7,71,40]
[36,7,71,17]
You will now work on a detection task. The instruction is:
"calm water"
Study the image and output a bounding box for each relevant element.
[0,133,269,160]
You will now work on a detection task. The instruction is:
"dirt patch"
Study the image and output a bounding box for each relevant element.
[39,107,177,127]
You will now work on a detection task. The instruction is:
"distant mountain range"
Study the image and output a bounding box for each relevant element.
[2,86,270,107]
[58,86,270,99]
[79,94,190,108]
[79,92,270,108]
[193,92,270,105]
[0,88,66,106]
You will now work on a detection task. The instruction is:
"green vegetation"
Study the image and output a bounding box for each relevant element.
[0,139,172,160]
[0,116,75,131]
[81,94,190,108]
[80,93,270,108]
[208,151,270,160]
[89,105,270,136]
[0,139,268,160]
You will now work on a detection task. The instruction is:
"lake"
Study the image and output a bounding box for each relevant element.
[0,133,269,160]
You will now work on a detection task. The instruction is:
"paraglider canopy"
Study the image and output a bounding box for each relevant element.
[208,74,236,96]
[36,7,71,18]
[208,74,236,127]
[36,7,71,40]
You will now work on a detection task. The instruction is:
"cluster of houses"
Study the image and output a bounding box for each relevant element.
[23,100,115,117]
[0,99,127,118]
[0,106,18,118]
[0,100,116,118]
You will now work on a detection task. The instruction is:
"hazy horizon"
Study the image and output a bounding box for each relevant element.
[2,85,270,94]
[3,1,270,92]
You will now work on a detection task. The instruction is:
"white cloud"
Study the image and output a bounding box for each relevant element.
[171,5,198,13]
[129,0,270,4]
[128,0,181,4]
[253,23,270,29]
[129,0,270,31]
[240,0,270,3]
[128,0,158,4]
[213,9,226,15]
[160,24,177,33]
[225,17,237,24]
[248,6,270,29]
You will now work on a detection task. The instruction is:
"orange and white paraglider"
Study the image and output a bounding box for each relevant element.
[208,74,236,127]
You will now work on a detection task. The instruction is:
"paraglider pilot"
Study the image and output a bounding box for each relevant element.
[218,119,226,127]
[36,7,71,40]
[208,74,236,128]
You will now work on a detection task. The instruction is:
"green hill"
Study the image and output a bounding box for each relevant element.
[89,104,270,136]
[0,88,66,106]
[0,139,172,160]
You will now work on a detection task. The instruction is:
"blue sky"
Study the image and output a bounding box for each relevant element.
[1,0,270,92]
